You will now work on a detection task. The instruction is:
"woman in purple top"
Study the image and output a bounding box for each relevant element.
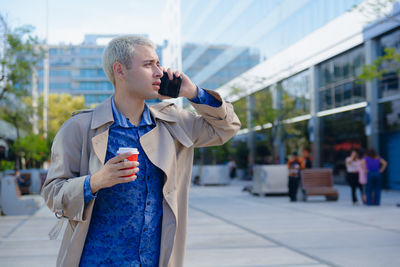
[361,149,387,206]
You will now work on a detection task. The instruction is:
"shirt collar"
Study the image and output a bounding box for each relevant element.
[111,96,155,128]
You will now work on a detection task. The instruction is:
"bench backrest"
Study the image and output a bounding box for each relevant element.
[301,168,333,187]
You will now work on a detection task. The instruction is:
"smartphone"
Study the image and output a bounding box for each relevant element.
[159,72,182,98]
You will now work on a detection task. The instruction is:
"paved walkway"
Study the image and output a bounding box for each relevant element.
[1,182,399,266]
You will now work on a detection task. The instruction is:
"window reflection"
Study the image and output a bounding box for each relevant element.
[281,70,310,116]
[320,109,367,181]
[378,28,400,98]
[318,46,366,110]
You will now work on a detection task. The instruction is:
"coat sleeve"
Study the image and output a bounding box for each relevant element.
[41,116,89,222]
[178,89,241,147]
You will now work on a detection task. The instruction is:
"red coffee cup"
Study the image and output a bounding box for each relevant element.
[117,147,139,177]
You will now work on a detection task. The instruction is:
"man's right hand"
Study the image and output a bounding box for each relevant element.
[90,152,139,194]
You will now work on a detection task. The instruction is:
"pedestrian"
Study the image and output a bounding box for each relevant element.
[228,158,237,179]
[41,35,240,267]
[15,169,30,194]
[345,150,363,205]
[287,151,305,202]
[361,148,388,206]
[357,149,367,204]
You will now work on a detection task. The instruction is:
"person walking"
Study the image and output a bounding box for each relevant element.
[228,158,237,180]
[361,148,388,206]
[41,35,240,267]
[287,152,305,202]
[345,150,363,205]
[357,149,367,204]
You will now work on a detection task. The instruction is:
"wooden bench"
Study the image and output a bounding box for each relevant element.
[300,168,338,201]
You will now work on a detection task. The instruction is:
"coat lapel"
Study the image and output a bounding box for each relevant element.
[90,97,114,164]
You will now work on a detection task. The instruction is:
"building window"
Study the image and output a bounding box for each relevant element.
[281,70,310,116]
[80,68,107,78]
[80,82,113,91]
[378,28,400,98]
[84,94,111,106]
[318,46,366,110]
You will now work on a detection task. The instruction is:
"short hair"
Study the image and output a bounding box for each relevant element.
[102,35,155,85]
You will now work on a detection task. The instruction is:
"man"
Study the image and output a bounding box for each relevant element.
[15,169,30,194]
[41,35,240,267]
[227,158,237,179]
[287,151,305,202]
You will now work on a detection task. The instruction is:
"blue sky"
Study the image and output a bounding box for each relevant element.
[1,0,167,45]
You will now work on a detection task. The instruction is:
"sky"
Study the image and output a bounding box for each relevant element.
[1,0,167,45]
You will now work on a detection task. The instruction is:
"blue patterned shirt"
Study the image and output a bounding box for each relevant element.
[79,88,220,267]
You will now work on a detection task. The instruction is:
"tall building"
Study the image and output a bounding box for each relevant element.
[183,43,260,90]
[37,34,158,106]
[37,35,260,106]
[217,0,400,189]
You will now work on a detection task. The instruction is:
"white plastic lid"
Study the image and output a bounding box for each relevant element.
[117,147,139,154]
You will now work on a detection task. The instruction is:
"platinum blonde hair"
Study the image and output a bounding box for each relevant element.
[102,35,155,85]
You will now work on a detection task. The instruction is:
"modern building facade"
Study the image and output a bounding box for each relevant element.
[37,34,161,106]
[217,0,400,189]
[37,35,260,106]
[183,43,260,90]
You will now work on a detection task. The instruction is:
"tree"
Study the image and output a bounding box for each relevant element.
[25,93,87,143]
[0,16,43,169]
[0,21,43,100]
[12,134,48,168]
[352,0,400,24]
[358,47,400,81]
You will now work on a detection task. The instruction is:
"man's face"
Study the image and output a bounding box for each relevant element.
[122,45,163,99]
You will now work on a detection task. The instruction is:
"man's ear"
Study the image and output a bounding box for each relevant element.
[113,62,125,81]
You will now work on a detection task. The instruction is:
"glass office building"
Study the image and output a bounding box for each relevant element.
[37,35,259,106]
[217,1,400,188]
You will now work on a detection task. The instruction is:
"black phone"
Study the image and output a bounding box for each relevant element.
[158,72,182,98]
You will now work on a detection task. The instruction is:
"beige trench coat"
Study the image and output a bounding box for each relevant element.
[41,90,240,267]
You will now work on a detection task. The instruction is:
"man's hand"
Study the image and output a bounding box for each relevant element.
[158,67,197,100]
[90,152,139,194]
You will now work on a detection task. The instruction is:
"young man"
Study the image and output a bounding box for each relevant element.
[287,151,305,202]
[41,35,240,267]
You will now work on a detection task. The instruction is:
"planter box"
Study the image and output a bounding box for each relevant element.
[252,165,289,195]
[191,165,230,185]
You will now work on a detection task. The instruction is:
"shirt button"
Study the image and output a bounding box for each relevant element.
[143,228,147,232]
[147,201,150,205]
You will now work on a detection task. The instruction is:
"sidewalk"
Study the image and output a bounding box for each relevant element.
[0,182,399,267]
[186,181,400,267]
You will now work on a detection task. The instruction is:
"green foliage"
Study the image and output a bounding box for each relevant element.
[0,24,43,100]
[232,97,247,129]
[0,160,14,171]
[358,47,400,82]
[230,141,249,169]
[12,134,49,168]
[25,93,87,140]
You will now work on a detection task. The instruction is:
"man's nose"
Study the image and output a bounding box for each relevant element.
[154,66,163,77]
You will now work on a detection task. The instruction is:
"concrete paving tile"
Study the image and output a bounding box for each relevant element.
[186,232,276,249]
[267,229,400,249]
[188,221,248,235]
[0,255,56,267]
[304,246,400,267]
[0,240,60,257]
[185,247,319,267]
[0,217,26,237]
[7,217,58,239]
